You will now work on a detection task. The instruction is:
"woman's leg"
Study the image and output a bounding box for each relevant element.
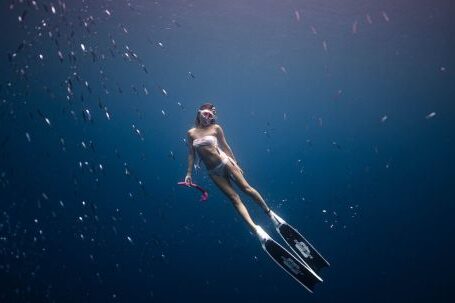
[226,162,271,215]
[209,173,257,232]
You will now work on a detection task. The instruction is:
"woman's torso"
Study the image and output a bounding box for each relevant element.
[189,126,223,169]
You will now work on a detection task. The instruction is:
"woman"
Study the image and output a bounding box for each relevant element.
[183,103,329,291]
[185,103,271,233]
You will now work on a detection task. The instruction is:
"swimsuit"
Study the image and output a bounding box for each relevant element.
[192,135,236,179]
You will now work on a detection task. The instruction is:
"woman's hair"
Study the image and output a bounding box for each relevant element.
[194,102,217,127]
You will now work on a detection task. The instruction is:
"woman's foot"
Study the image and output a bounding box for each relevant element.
[254,225,269,240]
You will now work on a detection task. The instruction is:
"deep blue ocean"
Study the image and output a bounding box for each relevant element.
[1,0,454,302]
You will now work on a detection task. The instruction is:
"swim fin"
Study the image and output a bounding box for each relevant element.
[255,225,322,292]
[269,211,330,275]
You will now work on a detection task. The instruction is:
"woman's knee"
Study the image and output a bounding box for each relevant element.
[228,193,241,204]
[242,185,256,196]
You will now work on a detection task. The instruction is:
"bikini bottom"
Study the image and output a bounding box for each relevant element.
[207,157,235,180]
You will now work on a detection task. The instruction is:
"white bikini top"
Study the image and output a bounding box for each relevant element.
[193,135,218,148]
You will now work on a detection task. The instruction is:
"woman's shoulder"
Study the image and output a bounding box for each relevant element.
[187,127,196,137]
[213,124,224,135]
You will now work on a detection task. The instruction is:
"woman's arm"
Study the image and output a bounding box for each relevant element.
[186,131,195,176]
[215,125,237,163]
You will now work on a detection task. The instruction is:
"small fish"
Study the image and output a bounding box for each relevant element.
[294,10,301,22]
[425,112,436,120]
[82,109,92,122]
[60,138,66,150]
[310,25,317,35]
[352,21,358,34]
[69,51,77,63]
[381,115,388,123]
[188,71,195,79]
[110,37,117,48]
[57,50,64,62]
[322,40,328,52]
[85,81,92,93]
[104,9,111,16]
[382,11,390,22]
[120,24,128,33]
[366,14,373,24]
[18,10,27,22]
[132,125,144,141]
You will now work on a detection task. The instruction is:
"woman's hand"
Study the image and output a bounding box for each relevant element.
[184,174,192,185]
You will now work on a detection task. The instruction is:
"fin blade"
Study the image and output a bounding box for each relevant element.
[277,222,330,274]
[259,235,323,292]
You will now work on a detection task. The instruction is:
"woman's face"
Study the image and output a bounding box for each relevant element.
[199,109,216,126]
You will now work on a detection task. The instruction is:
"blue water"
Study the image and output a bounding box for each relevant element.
[1,0,454,302]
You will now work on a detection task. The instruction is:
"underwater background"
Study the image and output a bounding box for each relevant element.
[1,0,454,302]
